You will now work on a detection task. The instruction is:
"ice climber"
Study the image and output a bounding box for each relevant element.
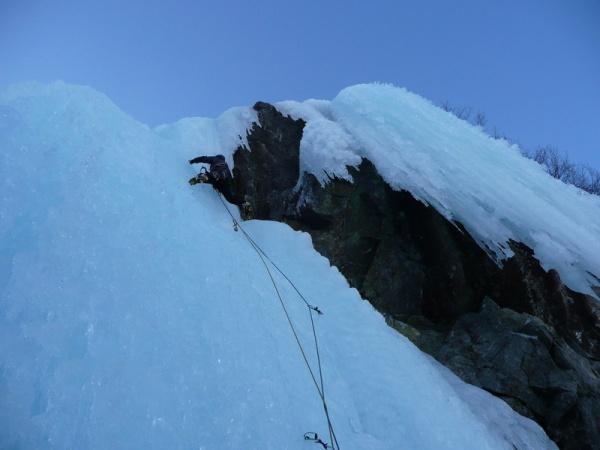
[189,154,234,195]
[188,153,256,220]
[189,153,246,207]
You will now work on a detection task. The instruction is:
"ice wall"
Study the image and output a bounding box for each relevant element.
[0,82,557,449]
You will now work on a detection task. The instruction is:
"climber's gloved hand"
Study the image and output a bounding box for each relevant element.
[188,159,194,165]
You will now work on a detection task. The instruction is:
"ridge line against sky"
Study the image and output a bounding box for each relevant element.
[1,0,599,168]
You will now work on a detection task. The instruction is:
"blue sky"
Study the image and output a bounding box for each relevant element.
[1,0,599,167]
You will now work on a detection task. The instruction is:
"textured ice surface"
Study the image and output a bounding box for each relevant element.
[155,105,257,169]
[276,100,361,184]
[282,84,600,297]
[0,82,557,449]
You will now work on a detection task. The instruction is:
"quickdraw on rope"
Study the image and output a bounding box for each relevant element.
[305,432,331,449]
[213,191,340,450]
[311,305,323,315]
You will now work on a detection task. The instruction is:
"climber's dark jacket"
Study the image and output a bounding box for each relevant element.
[189,154,232,181]
[189,154,238,204]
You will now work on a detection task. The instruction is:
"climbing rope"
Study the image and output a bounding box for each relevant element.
[214,191,341,450]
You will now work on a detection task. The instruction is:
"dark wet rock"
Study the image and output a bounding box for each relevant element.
[231,101,600,448]
[494,242,600,360]
[437,298,600,450]
[285,161,499,321]
[232,101,304,220]
[384,314,447,356]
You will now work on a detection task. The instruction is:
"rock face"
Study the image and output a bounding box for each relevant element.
[230,101,600,449]
[438,298,600,450]
[233,101,305,220]
[496,242,600,360]
[288,162,498,321]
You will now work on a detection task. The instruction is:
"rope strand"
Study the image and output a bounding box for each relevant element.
[215,192,340,450]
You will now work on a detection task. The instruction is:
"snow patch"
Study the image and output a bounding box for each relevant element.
[276,100,362,184]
